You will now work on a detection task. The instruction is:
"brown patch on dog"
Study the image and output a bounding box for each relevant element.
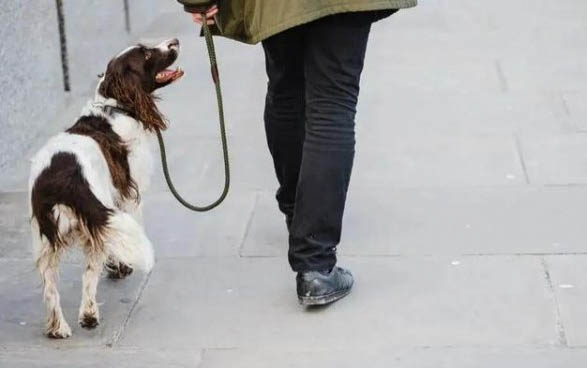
[67,115,139,203]
[31,152,112,250]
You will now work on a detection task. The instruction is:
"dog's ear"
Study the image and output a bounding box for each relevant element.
[99,69,167,132]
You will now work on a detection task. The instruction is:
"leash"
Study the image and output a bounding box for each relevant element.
[155,17,230,212]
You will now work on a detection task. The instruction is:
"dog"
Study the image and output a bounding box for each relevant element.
[28,38,184,338]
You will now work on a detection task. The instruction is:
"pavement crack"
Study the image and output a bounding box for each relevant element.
[494,59,509,93]
[541,257,568,347]
[561,94,571,116]
[237,191,259,257]
[107,270,152,348]
[560,93,582,132]
[513,133,530,184]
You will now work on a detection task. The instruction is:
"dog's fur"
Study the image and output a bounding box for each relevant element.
[29,39,183,338]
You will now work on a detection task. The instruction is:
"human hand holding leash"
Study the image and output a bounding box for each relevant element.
[190,4,218,25]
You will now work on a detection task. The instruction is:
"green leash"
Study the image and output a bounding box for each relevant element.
[155,19,230,212]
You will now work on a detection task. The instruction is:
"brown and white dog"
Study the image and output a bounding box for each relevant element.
[29,39,184,338]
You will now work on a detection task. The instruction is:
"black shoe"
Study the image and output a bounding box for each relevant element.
[296,266,354,306]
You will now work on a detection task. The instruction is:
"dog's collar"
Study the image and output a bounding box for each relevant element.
[93,102,135,118]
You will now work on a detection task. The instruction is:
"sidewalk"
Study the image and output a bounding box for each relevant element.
[2,1,587,366]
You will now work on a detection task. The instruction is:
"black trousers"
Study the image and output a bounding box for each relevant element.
[262,11,391,272]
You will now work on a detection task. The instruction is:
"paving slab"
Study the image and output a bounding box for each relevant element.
[353,133,525,187]
[519,133,587,185]
[341,186,587,256]
[139,7,194,37]
[239,192,287,257]
[501,55,587,93]
[0,348,201,368]
[356,91,569,140]
[365,17,503,94]
[562,92,587,132]
[367,58,502,94]
[200,347,587,368]
[142,190,256,258]
[149,135,276,194]
[0,91,97,193]
[156,90,267,146]
[0,164,30,193]
[491,30,587,94]
[119,256,556,349]
[0,192,31,259]
[243,186,587,257]
[545,255,587,347]
[0,259,146,348]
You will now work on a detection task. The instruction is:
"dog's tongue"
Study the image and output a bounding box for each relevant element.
[156,67,184,83]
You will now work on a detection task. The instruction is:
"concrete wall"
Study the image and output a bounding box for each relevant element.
[0,0,177,171]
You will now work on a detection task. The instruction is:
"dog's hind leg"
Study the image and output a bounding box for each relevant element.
[33,223,71,339]
[78,247,106,329]
[103,210,154,273]
[104,202,144,279]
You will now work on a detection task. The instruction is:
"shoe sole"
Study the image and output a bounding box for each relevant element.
[298,288,352,306]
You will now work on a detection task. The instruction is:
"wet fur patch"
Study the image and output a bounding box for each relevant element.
[67,115,139,202]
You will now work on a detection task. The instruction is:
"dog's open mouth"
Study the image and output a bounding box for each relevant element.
[155,67,184,83]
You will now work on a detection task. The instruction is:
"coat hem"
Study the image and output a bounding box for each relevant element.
[219,0,417,44]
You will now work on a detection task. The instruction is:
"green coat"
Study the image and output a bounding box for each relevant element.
[177,0,417,44]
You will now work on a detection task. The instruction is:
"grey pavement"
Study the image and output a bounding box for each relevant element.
[2,0,587,366]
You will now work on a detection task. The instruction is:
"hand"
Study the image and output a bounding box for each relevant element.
[190,5,218,25]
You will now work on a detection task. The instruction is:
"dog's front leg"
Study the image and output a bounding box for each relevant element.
[79,249,106,329]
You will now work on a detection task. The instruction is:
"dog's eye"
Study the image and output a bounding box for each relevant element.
[144,50,152,60]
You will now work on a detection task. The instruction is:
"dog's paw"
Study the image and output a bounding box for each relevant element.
[79,314,100,329]
[105,261,134,279]
[47,321,72,339]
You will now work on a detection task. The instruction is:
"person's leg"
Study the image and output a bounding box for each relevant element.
[288,12,373,273]
[262,28,306,224]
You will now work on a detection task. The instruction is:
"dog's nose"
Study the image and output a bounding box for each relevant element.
[167,38,179,50]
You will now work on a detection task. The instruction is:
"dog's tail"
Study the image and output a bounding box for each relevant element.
[105,211,154,272]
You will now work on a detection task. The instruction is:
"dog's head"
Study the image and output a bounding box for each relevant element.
[99,38,184,131]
